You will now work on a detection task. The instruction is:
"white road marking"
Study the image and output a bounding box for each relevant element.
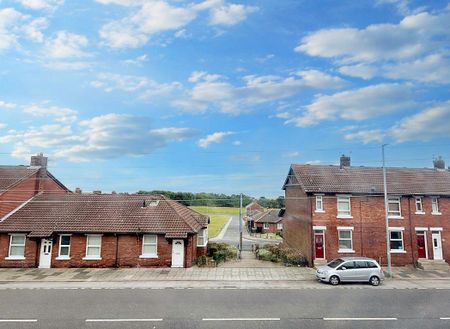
[324,317,397,321]
[202,318,280,321]
[0,319,37,323]
[86,319,163,322]
[440,317,450,320]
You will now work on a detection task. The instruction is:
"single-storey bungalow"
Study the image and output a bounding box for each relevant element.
[250,209,283,233]
[0,193,209,268]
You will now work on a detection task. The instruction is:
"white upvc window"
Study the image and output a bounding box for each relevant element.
[415,197,424,214]
[431,197,441,214]
[388,197,402,218]
[337,227,354,253]
[83,235,102,260]
[389,228,405,253]
[315,195,324,212]
[7,234,26,260]
[263,222,270,230]
[141,234,158,258]
[57,235,71,259]
[277,223,283,230]
[337,195,351,217]
[197,228,208,247]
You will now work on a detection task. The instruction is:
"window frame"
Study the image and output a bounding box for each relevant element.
[263,222,270,230]
[388,197,403,218]
[431,197,441,215]
[83,234,102,260]
[415,197,424,214]
[197,228,208,247]
[337,227,354,253]
[315,194,324,212]
[389,228,405,253]
[140,234,158,258]
[56,234,71,260]
[337,195,352,218]
[276,222,283,230]
[6,233,26,260]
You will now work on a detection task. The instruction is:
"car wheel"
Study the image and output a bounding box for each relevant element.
[329,275,340,286]
[369,276,380,286]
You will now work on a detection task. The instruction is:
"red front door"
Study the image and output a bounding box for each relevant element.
[315,233,324,259]
[417,234,426,258]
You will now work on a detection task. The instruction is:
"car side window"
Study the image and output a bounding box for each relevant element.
[367,261,378,268]
[355,261,367,268]
[339,261,355,270]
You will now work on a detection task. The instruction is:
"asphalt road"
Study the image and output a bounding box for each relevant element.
[218,215,277,250]
[0,288,449,328]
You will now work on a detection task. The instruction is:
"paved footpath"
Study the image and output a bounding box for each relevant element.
[0,262,449,290]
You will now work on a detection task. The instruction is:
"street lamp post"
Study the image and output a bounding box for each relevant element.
[382,144,392,277]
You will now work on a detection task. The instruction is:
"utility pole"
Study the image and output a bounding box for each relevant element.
[239,193,243,259]
[382,144,392,277]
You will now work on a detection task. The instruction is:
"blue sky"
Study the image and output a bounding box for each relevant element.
[0,0,449,197]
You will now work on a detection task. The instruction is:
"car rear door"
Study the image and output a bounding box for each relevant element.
[354,260,371,281]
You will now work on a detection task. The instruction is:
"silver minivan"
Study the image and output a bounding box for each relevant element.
[316,257,385,286]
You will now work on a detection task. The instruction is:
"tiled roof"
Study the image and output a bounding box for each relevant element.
[289,165,450,195]
[253,209,282,223]
[0,166,39,191]
[0,193,209,238]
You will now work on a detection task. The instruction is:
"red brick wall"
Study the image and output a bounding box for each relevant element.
[0,172,67,218]
[309,194,450,266]
[283,186,313,265]
[0,234,38,268]
[1,233,200,268]
[255,222,281,233]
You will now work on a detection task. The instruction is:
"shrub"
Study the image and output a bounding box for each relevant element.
[257,249,272,261]
[196,255,207,266]
[209,242,238,263]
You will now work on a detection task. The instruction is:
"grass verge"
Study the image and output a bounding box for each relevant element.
[208,215,230,238]
[190,206,240,215]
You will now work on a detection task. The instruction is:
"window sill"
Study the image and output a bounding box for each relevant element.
[338,249,355,253]
[415,212,425,215]
[432,212,442,216]
[388,216,404,219]
[390,250,406,254]
[55,256,70,260]
[315,210,325,213]
[197,244,208,248]
[139,255,158,259]
[82,257,102,261]
[337,215,353,219]
[5,256,25,260]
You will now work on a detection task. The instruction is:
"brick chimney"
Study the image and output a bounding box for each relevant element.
[93,190,102,195]
[75,187,82,194]
[340,154,351,168]
[433,156,445,170]
[30,153,48,168]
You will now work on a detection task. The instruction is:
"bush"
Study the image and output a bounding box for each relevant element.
[257,249,272,261]
[196,255,207,266]
[256,243,307,266]
[209,242,238,264]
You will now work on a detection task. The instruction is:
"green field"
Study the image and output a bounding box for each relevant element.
[207,215,230,238]
[189,206,240,215]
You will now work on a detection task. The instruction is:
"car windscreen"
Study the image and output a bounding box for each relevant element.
[327,258,345,268]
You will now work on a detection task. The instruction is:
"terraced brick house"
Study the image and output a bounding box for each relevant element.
[283,155,450,269]
[0,193,209,268]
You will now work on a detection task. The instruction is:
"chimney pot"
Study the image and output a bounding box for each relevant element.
[75,187,82,194]
[433,156,445,170]
[93,190,102,195]
[340,154,351,168]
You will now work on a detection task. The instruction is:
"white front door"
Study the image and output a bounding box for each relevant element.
[432,231,443,260]
[39,239,52,268]
[171,239,184,268]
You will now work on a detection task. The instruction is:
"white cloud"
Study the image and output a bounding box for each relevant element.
[123,54,148,65]
[0,123,6,129]
[198,131,234,148]
[232,140,241,146]
[296,9,450,63]
[0,111,196,162]
[390,101,450,142]
[176,69,346,114]
[283,151,300,157]
[90,72,181,100]
[15,0,64,10]
[98,0,258,48]
[287,83,416,127]
[22,17,48,43]
[45,31,90,58]
[0,100,17,109]
[0,8,26,49]
[22,104,77,123]
[338,64,379,80]
[344,129,385,144]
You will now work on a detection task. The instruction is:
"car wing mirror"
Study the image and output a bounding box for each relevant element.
[340,266,346,270]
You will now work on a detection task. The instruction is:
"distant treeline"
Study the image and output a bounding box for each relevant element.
[136,190,285,209]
